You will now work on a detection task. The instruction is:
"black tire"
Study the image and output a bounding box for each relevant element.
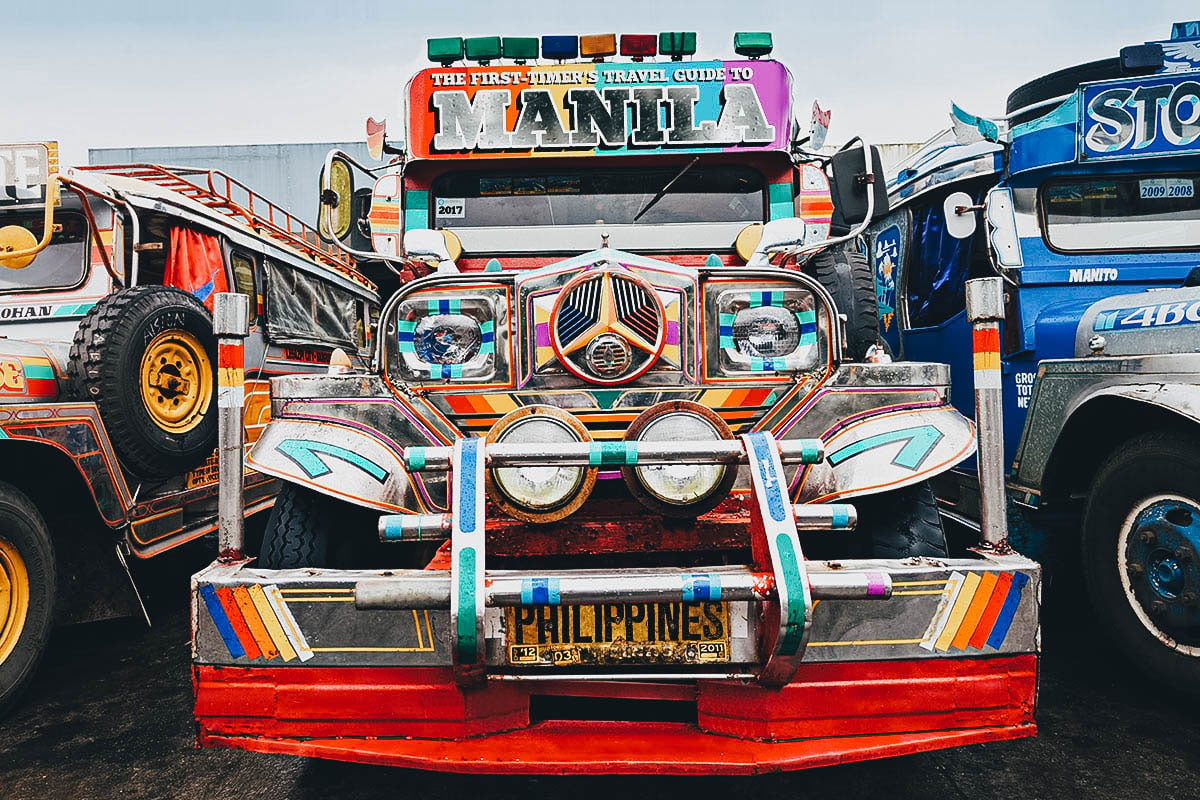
[1082,432,1200,700]
[0,481,55,717]
[854,481,949,558]
[259,483,386,569]
[1006,58,1122,124]
[810,246,880,362]
[67,286,217,479]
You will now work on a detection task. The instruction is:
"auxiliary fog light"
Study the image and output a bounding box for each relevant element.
[485,405,597,524]
[622,401,737,518]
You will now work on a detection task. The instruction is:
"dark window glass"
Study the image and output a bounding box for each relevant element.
[230,252,258,324]
[263,262,373,351]
[905,189,986,329]
[1043,174,1200,251]
[0,211,88,292]
[431,166,765,228]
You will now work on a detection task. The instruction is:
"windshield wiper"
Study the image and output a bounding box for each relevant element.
[632,156,700,223]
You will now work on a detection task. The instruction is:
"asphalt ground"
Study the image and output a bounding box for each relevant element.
[2,536,1198,800]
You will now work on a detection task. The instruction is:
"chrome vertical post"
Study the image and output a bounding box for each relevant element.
[965,277,1008,547]
[214,292,250,562]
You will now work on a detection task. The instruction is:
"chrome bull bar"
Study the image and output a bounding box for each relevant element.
[380,431,883,687]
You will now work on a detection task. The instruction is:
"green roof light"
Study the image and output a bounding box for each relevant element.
[427,37,464,66]
[502,36,539,63]
[658,32,697,61]
[734,32,773,59]
[465,36,503,64]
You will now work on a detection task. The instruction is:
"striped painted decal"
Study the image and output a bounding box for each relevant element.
[200,583,313,662]
[920,571,1029,652]
[972,326,1001,388]
[18,357,57,397]
[217,341,244,409]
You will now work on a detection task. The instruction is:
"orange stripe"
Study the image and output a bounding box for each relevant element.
[968,572,1013,650]
[231,585,279,659]
[952,571,999,650]
[471,395,498,414]
[972,326,1000,354]
[215,587,261,660]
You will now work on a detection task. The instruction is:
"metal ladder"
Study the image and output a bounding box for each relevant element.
[80,163,359,277]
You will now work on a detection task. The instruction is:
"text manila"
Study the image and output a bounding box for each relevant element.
[431,85,776,152]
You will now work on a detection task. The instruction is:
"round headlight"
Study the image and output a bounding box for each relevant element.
[414,313,481,364]
[622,401,737,518]
[485,405,597,524]
[733,305,801,358]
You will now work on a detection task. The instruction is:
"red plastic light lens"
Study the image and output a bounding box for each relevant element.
[620,34,657,57]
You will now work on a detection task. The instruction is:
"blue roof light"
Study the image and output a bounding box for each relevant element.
[541,35,579,60]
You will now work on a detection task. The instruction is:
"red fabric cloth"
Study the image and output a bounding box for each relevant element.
[163,227,228,312]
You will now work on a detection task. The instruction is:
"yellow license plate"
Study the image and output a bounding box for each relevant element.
[506,602,731,666]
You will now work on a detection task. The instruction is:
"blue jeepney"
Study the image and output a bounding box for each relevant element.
[868,21,1200,696]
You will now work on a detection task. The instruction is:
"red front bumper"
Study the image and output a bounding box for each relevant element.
[194,655,1037,774]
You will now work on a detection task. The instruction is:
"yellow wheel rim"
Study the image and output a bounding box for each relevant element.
[0,537,29,666]
[139,330,213,434]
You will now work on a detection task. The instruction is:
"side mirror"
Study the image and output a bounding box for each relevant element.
[828,145,889,234]
[745,217,807,266]
[943,191,978,240]
[318,156,357,243]
[404,229,459,273]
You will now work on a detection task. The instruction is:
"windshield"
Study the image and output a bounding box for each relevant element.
[0,211,88,293]
[431,166,765,229]
[1042,174,1200,252]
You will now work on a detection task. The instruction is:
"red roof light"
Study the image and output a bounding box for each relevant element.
[620,34,657,58]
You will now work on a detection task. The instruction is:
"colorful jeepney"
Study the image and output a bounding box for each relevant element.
[0,145,378,713]
[191,32,1041,773]
[869,22,1200,697]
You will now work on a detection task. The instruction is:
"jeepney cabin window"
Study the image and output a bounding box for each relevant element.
[904,188,989,329]
[1042,174,1200,252]
[230,251,259,324]
[262,261,360,351]
[431,166,765,228]
[0,211,88,293]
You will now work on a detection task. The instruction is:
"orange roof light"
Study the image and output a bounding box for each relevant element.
[580,33,617,60]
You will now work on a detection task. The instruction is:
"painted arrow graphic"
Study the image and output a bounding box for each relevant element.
[276,439,388,483]
[826,424,945,471]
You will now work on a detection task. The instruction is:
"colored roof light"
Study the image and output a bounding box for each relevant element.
[620,34,657,58]
[1172,20,1200,40]
[659,32,697,60]
[465,36,503,64]
[581,33,617,60]
[503,36,539,63]
[427,37,464,66]
[542,35,579,60]
[733,31,773,58]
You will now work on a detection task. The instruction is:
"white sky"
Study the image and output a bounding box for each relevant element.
[3,0,1193,165]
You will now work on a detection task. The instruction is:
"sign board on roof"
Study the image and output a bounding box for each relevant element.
[406,60,793,160]
[1079,74,1200,161]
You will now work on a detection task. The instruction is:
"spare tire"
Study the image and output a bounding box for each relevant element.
[68,286,217,478]
[1006,58,1123,125]
[810,245,880,362]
